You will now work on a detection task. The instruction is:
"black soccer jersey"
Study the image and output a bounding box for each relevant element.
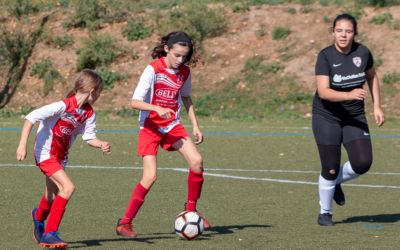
[312,42,374,117]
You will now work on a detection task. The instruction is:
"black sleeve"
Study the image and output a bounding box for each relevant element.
[366,49,374,71]
[315,51,330,76]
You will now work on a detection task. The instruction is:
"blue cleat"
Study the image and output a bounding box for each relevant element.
[40,232,67,249]
[31,208,45,243]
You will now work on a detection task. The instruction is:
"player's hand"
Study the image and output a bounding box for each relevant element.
[16,145,27,161]
[193,127,204,145]
[156,107,175,119]
[100,141,111,154]
[347,88,368,101]
[374,107,385,127]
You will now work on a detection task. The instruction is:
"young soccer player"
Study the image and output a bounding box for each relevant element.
[116,31,210,238]
[16,69,111,248]
[312,13,384,226]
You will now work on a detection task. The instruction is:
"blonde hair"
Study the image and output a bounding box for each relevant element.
[66,69,103,97]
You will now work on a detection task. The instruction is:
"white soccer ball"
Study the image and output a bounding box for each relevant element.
[174,210,204,240]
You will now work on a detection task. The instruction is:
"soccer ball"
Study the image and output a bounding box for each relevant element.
[174,210,204,240]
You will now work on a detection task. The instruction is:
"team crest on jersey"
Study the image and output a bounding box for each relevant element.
[352,57,362,67]
[177,74,184,85]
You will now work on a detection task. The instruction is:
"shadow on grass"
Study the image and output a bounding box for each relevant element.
[336,213,400,224]
[67,233,175,248]
[67,224,271,248]
[207,224,271,235]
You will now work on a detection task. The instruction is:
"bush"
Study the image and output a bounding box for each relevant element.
[98,69,122,90]
[370,13,393,25]
[122,19,151,41]
[272,27,291,40]
[70,0,107,29]
[0,28,29,67]
[76,34,117,71]
[248,0,284,6]
[287,7,297,14]
[383,72,400,85]
[155,1,227,43]
[232,3,251,12]
[54,35,74,49]
[359,0,400,7]
[30,59,63,96]
[5,0,40,17]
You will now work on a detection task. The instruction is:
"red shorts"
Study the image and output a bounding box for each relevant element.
[37,157,63,177]
[137,123,189,156]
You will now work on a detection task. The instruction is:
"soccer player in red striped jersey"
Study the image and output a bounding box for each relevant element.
[16,69,111,248]
[116,31,210,238]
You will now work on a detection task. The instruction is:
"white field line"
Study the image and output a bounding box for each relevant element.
[3,122,400,132]
[2,163,400,189]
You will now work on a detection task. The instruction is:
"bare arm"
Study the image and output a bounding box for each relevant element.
[316,75,368,102]
[16,120,34,161]
[86,138,111,154]
[366,68,385,126]
[181,96,203,145]
[131,99,175,119]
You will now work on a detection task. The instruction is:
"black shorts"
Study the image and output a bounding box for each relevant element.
[312,113,371,145]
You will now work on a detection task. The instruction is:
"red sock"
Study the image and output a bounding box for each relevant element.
[44,195,68,233]
[120,183,149,225]
[36,195,52,222]
[186,169,204,211]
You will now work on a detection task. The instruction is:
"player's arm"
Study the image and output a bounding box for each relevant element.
[79,114,111,154]
[16,102,64,161]
[16,119,34,161]
[86,138,111,154]
[366,68,384,126]
[181,95,203,145]
[316,75,367,102]
[131,99,175,119]
[131,65,174,119]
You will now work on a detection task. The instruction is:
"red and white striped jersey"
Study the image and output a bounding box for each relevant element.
[132,57,191,133]
[25,95,97,165]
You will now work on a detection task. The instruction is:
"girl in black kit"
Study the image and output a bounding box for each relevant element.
[312,13,384,226]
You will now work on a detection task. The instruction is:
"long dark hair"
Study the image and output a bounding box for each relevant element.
[332,13,358,36]
[151,31,199,66]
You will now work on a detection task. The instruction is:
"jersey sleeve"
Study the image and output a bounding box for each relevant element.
[25,101,65,124]
[78,113,97,141]
[132,65,155,101]
[365,49,374,71]
[315,51,330,76]
[180,70,192,97]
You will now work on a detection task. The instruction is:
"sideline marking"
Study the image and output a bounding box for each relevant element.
[2,127,400,138]
[2,163,400,189]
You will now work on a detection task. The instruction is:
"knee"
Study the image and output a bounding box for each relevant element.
[142,174,157,188]
[60,183,75,199]
[189,155,203,172]
[351,158,372,175]
[321,168,339,181]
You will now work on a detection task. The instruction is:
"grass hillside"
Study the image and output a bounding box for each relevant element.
[0,0,400,121]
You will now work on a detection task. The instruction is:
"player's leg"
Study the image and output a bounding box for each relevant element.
[338,115,372,183]
[172,135,210,229]
[31,177,58,243]
[172,132,203,209]
[40,169,74,249]
[117,127,160,237]
[334,115,372,207]
[312,114,342,226]
[117,155,156,237]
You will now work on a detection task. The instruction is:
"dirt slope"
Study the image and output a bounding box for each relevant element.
[3,3,400,117]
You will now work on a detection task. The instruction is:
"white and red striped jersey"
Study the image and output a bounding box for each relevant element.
[25,95,97,165]
[132,57,191,133]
